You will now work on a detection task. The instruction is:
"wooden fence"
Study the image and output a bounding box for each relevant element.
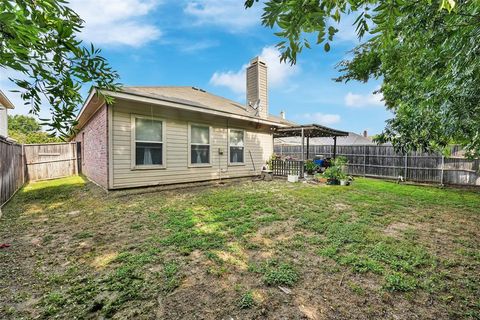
[274,145,480,186]
[0,137,25,207]
[24,143,78,181]
[271,159,304,177]
[0,141,79,207]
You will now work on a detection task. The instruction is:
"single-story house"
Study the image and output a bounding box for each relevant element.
[0,90,15,138]
[73,57,294,190]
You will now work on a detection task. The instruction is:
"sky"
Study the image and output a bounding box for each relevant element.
[1,0,392,135]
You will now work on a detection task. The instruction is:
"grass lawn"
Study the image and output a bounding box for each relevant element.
[0,176,479,319]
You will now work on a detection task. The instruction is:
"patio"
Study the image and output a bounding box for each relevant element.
[272,124,349,177]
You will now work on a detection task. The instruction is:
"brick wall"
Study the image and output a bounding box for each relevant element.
[75,104,108,188]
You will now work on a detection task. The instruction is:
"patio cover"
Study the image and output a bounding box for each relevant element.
[274,124,349,160]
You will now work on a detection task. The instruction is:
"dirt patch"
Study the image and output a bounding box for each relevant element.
[383,222,412,237]
[333,202,352,211]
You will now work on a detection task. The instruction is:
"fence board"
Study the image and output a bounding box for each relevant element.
[271,159,304,177]
[274,144,480,186]
[0,137,25,207]
[23,143,77,181]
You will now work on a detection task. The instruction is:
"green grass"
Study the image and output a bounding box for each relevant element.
[0,177,479,319]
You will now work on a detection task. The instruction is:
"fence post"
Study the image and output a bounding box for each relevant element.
[440,155,445,186]
[363,145,366,177]
[404,152,408,181]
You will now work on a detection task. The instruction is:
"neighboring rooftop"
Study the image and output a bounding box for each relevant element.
[275,131,380,146]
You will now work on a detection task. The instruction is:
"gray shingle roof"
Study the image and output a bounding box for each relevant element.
[121,86,295,126]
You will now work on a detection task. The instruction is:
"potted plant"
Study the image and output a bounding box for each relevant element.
[305,160,317,177]
[323,165,342,185]
[324,157,350,186]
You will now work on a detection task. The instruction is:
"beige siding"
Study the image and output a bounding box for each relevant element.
[111,100,273,189]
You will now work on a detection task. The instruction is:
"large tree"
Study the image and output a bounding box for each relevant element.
[8,115,61,144]
[1,0,120,138]
[246,0,480,156]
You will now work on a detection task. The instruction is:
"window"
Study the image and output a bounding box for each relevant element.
[133,117,164,167]
[189,124,210,165]
[229,129,245,164]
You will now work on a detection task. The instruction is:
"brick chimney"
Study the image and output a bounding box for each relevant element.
[363,130,368,137]
[246,57,268,118]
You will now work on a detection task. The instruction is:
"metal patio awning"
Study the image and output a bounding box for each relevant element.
[273,124,349,161]
[274,124,348,138]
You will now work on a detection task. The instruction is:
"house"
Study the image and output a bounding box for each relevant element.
[0,90,15,138]
[73,57,294,190]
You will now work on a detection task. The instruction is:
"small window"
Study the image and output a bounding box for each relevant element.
[229,129,245,164]
[190,124,210,165]
[134,117,164,167]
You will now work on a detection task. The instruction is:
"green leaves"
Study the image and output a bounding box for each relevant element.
[440,0,456,12]
[0,0,121,138]
[245,0,480,156]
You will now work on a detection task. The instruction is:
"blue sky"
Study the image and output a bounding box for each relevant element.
[1,0,392,135]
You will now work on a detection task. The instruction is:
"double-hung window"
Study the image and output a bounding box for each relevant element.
[189,124,210,165]
[229,129,245,164]
[133,116,165,168]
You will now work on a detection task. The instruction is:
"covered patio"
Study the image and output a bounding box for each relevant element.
[274,124,349,160]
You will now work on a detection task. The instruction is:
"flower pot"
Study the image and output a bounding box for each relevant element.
[287,175,299,183]
[340,179,348,186]
[316,177,327,183]
[326,179,339,185]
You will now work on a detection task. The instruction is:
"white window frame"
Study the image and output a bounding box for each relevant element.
[228,128,245,166]
[131,114,166,170]
[188,123,212,167]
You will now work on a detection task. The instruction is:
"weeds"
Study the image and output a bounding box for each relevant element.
[250,259,299,286]
[238,291,255,309]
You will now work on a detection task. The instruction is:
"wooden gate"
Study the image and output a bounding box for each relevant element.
[24,143,78,181]
[0,137,25,207]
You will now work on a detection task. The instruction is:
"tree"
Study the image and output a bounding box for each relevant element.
[8,115,61,144]
[1,0,120,138]
[7,114,40,134]
[245,0,480,156]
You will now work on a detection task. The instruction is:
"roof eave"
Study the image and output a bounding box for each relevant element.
[0,90,15,109]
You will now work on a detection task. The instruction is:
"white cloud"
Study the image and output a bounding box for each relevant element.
[297,113,341,126]
[332,14,359,43]
[210,46,298,94]
[184,0,262,32]
[345,90,383,108]
[69,0,162,47]
[210,67,246,94]
[179,40,219,53]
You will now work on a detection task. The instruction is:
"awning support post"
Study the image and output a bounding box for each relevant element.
[306,136,310,160]
[333,136,337,160]
[301,128,305,162]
